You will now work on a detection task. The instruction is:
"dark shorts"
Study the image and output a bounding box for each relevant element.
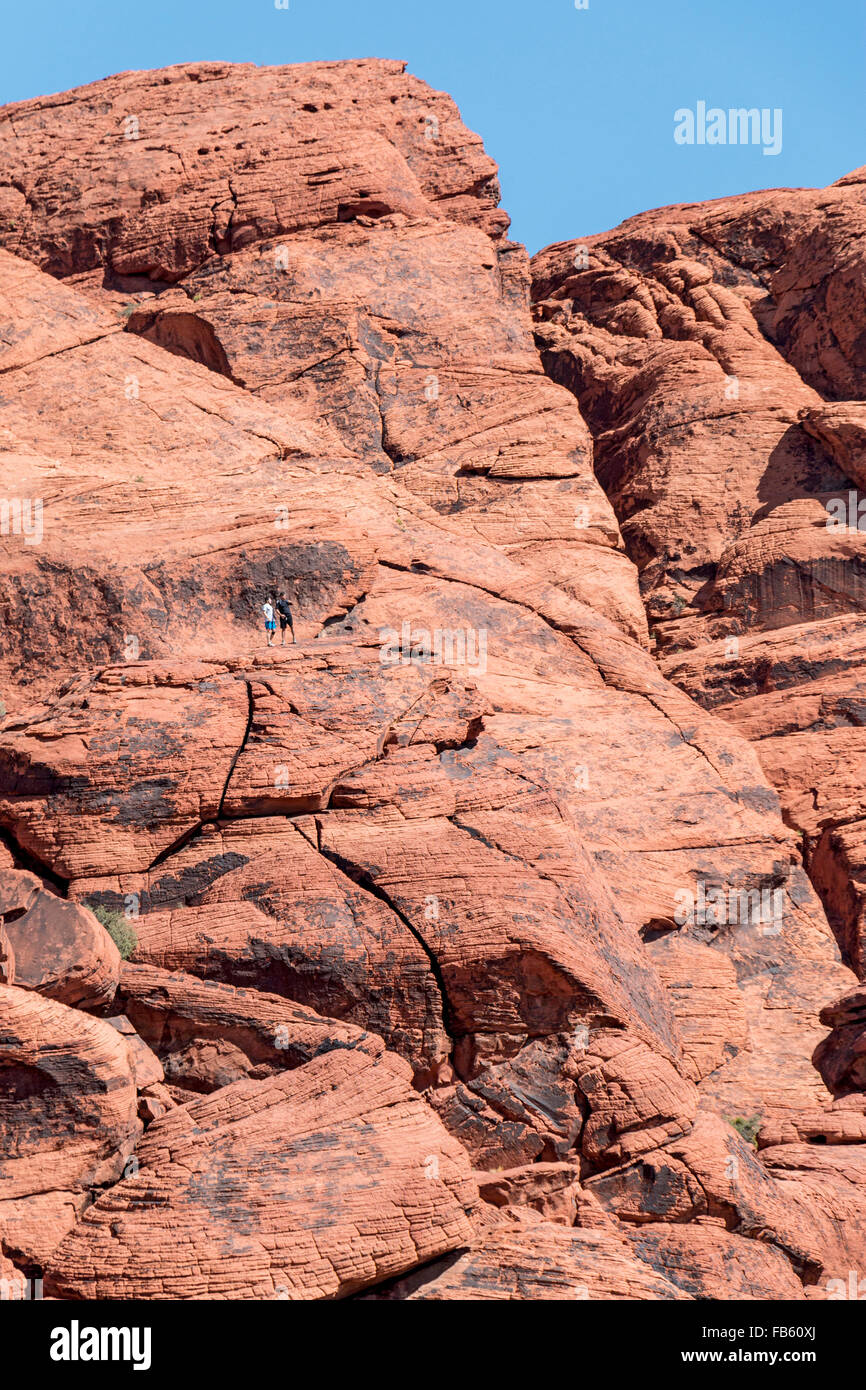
[279,616,291,630]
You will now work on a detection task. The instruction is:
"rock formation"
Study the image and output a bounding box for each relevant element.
[0,58,864,1300]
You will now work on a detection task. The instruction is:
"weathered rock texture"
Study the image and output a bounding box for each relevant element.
[0,60,863,1300]
[45,1048,478,1300]
[0,985,140,1266]
[0,867,119,1007]
[528,168,866,1299]
[531,177,866,990]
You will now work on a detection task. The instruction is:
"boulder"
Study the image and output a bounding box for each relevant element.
[0,984,140,1265]
[0,868,119,1008]
[45,1047,477,1300]
[365,1213,690,1300]
[117,961,381,1092]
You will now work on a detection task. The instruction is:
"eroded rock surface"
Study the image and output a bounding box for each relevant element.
[0,985,140,1266]
[0,60,863,1300]
[531,178,866,1005]
[0,867,119,1007]
[45,1048,477,1300]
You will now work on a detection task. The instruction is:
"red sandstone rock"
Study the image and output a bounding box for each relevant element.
[0,60,508,282]
[585,1112,826,1278]
[802,402,866,487]
[645,933,749,1084]
[78,814,449,1084]
[530,183,866,1047]
[0,57,864,1302]
[625,1221,805,1301]
[0,234,831,1155]
[0,983,140,1266]
[759,1142,866,1291]
[474,1162,583,1225]
[366,1212,689,1300]
[758,1092,866,1149]
[812,983,866,1095]
[117,960,380,1092]
[660,620,866,983]
[0,666,250,876]
[0,868,119,1008]
[530,171,866,1147]
[44,1048,477,1300]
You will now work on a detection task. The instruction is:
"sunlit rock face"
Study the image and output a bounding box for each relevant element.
[0,61,864,1300]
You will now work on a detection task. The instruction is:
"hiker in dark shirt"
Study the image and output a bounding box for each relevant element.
[275,594,295,646]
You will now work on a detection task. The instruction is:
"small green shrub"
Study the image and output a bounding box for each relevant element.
[91,904,138,960]
[728,1114,762,1147]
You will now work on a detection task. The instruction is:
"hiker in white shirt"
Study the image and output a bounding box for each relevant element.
[262,599,277,647]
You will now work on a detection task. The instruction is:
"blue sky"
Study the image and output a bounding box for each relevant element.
[1,0,863,253]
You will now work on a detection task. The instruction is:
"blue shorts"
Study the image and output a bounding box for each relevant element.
[266,620,276,632]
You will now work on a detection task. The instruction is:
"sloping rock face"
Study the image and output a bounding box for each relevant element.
[0,986,141,1266]
[531,179,866,988]
[116,961,381,1092]
[530,169,866,1296]
[45,1048,479,1300]
[0,60,864,1299]
[365,1210,691,1300]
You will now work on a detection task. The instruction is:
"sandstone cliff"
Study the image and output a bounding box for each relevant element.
[0,59,864,1301]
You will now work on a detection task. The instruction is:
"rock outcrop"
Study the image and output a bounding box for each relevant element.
[45,1048,478,1300]
[0,867,119,1007]
[531,178,866,1002]
[0,985,140,1267]
[0,59,864,1300]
